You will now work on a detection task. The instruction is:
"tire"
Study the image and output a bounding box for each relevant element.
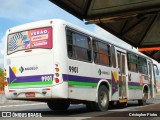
[117,101,127,108]
[138,90,147,105]
[47,99,70,111]
[109,101,114,106]
[85,101,95,111]
[93,85,109,111]
[138,97,147,105]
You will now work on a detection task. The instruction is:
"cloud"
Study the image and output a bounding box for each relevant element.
[0,0,84,22]
[0,0,57,22]
[0,0,95,31]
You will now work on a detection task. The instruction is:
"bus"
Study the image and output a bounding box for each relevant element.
[4,19,159,111]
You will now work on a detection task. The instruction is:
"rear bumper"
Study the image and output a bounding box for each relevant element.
[5,82,68,100]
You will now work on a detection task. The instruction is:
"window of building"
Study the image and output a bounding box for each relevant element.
[138,57,148,74]
[93,40,111,66]
[127,53,138,72]
[66,29,92,62]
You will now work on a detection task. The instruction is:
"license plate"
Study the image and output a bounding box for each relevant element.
[25,92,35,98]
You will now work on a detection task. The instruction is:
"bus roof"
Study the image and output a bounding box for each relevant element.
[6,19,152,62]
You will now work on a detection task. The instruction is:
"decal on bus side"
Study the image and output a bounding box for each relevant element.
[41,76,53,82]
[69,66,78,73]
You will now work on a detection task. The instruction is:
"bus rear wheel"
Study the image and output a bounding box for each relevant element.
[94,85,109,111]
[138,89,148,105]
[47,99,70,111]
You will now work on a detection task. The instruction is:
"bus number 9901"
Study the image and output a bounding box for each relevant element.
[41,76,52,82]
[69,66,78,73]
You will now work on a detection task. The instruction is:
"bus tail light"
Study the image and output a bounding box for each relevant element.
[4,81,8,86]
[55,73,59,77]
[4,69,8,86]
[55,68,59,72]
[54,64,60,84]
[55,78,59,83]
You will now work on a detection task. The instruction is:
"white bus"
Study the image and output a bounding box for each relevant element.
[4,19,159,111]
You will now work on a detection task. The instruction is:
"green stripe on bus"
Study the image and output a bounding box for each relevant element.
[8,81,52,87]
[128,86,143,89]
[68,81,97,87]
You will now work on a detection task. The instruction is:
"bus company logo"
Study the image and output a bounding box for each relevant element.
[19,66,24,73]
[98,69,110,76]
[98,69,101,75]
[19,66,38,73]
[25,66,38,71]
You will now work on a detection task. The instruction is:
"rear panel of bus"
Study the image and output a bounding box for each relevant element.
[4,20,68,100]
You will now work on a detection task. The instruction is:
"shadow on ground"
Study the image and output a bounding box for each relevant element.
[19,101,153,117]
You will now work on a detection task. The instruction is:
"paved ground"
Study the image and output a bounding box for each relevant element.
[0,94,38,105]
[0,95,160,120]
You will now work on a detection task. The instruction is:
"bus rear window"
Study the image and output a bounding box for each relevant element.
[7,27,52,54]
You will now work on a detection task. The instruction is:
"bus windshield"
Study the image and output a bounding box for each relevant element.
[7,27,52,55]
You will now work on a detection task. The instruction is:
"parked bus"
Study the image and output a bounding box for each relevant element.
[4,19,159,111]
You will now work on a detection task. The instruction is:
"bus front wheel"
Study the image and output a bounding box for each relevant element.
[47,99,70,111]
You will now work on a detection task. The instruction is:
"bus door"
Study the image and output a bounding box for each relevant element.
[117,51,128,100]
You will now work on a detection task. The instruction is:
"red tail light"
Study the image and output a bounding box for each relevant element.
[55,78,59,83]
[55,68,59,72]
[4,81,8,86]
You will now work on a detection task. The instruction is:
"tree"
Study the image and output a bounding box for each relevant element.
[0,68,4,92]
[0,68,4,77]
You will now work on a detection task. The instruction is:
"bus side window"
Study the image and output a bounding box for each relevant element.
[117,53,120,68]
[127,53,138,72]
[74,33,91,62]
[66,30,75,58]
[138,57,148,74]
[93,39,111,66]
[93,40,99,63]
[148,62,152,79]
[66,29,92,62]
[111,46,116,68]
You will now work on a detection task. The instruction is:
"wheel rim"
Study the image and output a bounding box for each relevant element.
[100,91,107,107]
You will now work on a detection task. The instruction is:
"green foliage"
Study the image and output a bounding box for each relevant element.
[0,68,4,77]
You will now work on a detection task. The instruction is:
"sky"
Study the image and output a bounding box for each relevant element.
[0,0,160,82]
[0,0,136,68]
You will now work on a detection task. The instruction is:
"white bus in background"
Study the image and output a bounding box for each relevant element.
[4,19,159,112]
